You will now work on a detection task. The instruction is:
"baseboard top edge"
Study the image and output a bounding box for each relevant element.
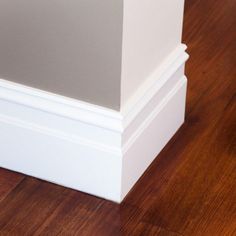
[121,44,189,128]
[0,78,123,132]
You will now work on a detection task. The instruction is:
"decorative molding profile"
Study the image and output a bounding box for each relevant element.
[0,44,188,203]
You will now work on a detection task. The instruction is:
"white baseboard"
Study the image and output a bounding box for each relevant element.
[0,44,188,203]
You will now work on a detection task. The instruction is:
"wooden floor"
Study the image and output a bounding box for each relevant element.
[0,0,236,235]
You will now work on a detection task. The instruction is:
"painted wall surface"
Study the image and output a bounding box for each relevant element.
[121,0,185,107]
[0,0,123,110]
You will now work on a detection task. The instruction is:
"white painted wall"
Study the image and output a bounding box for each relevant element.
[0,0,123,110]
[121,0,185,107]
[0,0,185,111]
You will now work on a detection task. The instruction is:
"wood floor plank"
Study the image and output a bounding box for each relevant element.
[132,222,183,236]
[0,168,24,203]
[0,178,72,235]
[33,191,103,235]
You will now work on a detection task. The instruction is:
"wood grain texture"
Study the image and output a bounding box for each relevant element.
[0,0,236,235]
[0,169,24,203]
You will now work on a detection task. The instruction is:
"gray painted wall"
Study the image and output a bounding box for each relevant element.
[0,0,123,110]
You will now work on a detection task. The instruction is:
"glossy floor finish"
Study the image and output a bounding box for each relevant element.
[0,0,236,235]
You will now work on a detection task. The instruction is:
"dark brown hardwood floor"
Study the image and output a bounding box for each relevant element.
[0,0,236,235]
